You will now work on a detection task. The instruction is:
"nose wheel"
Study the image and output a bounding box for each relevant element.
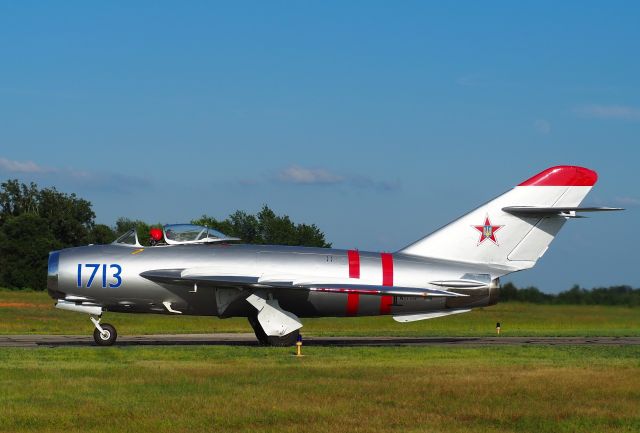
[90,316,117,346]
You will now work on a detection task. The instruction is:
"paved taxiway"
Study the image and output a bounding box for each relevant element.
[1,334,639,348]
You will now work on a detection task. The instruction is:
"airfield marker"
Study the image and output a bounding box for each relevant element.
[296,334,303,356]
[496,322,501,335]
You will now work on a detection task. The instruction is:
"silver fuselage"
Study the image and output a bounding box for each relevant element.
[47,243,499,319]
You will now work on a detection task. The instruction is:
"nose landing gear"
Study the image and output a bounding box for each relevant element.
[90,316,117,346]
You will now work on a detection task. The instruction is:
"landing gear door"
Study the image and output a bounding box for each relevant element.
[215,288,244,317]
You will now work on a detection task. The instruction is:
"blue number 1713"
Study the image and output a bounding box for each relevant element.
[77,264,122,288]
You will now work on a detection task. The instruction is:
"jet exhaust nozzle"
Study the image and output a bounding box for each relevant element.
[444,277,500,308]
[487,277,500,306]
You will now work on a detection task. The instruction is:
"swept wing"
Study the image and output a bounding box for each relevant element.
[140,268,467,298]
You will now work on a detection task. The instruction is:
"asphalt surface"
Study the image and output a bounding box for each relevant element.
[1,334,639,348]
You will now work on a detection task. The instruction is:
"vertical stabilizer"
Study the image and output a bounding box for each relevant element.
[398,166,598,271]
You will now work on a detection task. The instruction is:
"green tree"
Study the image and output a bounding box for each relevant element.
[89,224,117,245]
[192,205,331,247]
[0,180,39,223]
[0,180,100,289]
[500,282,640,306]
[499,282,519,301]
[38,187,95,246]
[0,214,61,289]
[0,179,95,247]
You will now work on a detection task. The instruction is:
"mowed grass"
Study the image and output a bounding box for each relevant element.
[1,288,639,337]
[0,345,638,433]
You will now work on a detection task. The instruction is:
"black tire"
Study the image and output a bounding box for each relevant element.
[247,315,269,345]
[267,329,300,347]
[93,323,117,346]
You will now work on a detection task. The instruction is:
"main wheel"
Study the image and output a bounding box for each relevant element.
[93,323,117,346]
[267,329,300,347]
[247,314,269,345]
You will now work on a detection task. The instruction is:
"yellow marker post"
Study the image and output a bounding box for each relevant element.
[496,322,501,335]
[295,334,303,356]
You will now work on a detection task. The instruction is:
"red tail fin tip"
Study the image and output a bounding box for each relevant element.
[518,166,598,187]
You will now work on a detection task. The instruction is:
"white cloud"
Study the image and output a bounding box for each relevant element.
[574,104,640,121]
[0,156,94,179]
[533,119,551,134]
[0,156,150,193]
[0,157,51,174]
[277,166,344,185]
[274,165,399,192]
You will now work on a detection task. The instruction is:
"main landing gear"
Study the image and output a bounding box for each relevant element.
[245,293,303,347]
[247,313,300,347]
[90,316,118,346]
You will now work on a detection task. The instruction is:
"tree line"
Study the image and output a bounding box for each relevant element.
[0,179,329,290]
[500,282,640,307]
[1,179,637,305]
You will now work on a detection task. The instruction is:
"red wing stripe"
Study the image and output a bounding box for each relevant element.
[380,295,393,315]
[381,253,393,286]
[348,250,360,279]
[346,293,359,316]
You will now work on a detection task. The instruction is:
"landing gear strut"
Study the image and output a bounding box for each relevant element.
[247,314,300,347]
[245,293,303,347]
[90,316,117,346]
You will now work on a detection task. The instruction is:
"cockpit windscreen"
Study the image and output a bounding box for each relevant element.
[163,224,230,244]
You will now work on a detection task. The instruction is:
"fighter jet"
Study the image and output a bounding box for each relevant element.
[47,166,621,346]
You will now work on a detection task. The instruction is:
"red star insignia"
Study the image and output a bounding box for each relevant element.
[473,215,504,246]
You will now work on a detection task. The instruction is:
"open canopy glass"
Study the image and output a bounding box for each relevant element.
[163,224,238,245]
[112,224,239,247]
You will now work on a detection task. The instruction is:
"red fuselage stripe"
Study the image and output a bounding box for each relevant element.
[348,250,360,279]
[380,253,394,314]
[381,253,393,286]
[346,293,359,316]
[380,295,393,315]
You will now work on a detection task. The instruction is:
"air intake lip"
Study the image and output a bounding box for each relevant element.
[47,251,60,292]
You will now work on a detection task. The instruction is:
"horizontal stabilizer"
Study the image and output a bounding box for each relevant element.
[503,206,623,217]
[393,309,471,323]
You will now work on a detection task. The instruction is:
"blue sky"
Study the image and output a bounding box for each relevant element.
[1,2,638,291]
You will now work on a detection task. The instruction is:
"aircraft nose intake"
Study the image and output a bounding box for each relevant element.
[47,251,60,293]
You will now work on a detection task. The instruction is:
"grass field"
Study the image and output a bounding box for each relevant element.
[0,345,638,433]
[1,288,639,337]
[2,289,639,432]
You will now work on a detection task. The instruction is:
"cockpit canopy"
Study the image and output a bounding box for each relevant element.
[112,224,239,247]
[163,224,236,245]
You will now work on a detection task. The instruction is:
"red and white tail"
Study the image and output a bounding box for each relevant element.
[398,166,603,272]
